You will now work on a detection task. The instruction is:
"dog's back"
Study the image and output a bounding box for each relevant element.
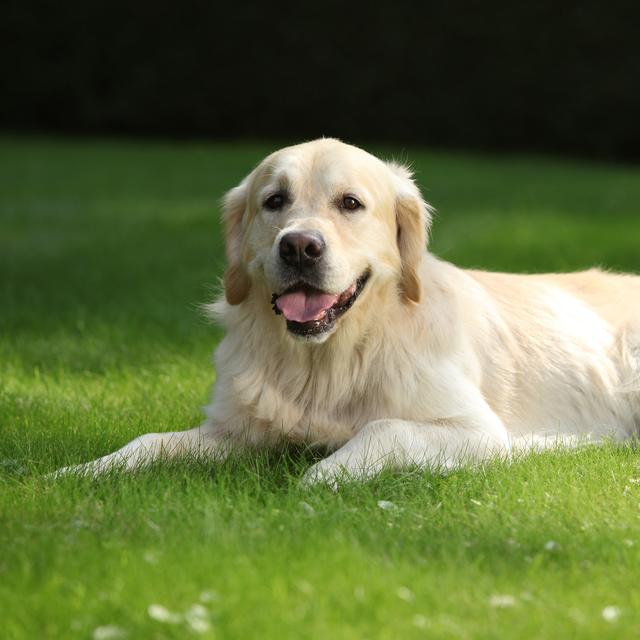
[465,267,640,439]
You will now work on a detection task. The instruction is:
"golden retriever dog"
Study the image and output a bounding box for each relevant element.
[57,139,640,485]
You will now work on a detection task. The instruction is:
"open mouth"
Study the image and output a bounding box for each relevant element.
[271,271,370,337]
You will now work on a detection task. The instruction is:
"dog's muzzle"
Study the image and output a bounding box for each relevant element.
[271,271,370,337]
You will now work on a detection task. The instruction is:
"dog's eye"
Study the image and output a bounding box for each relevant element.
[264,193,285,210]
[342,195,363,211]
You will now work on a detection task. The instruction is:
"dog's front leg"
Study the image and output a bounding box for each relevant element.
[52,424,235,478]
[301,413,510,488]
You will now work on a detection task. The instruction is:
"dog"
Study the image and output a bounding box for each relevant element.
[57,138,640,485]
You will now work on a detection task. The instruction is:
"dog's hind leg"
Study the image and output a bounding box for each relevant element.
[51,424,234,478]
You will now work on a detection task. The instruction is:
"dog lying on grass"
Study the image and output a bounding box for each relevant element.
[57,139,640,485]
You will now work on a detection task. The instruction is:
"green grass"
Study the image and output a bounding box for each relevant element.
[2,136,640,639]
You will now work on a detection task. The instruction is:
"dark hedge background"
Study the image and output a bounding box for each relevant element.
[2,0,639,159]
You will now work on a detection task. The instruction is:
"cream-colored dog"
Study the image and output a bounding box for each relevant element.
[58,139,640,485]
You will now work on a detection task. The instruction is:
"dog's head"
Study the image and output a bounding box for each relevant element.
[222,139,432,342]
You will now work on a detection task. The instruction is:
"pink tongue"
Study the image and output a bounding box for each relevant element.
[275,290,339,323]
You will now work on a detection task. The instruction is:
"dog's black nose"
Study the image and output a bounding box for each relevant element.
[279,231,325,269]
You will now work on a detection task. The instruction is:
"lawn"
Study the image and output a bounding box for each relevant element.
[1,137,640,639]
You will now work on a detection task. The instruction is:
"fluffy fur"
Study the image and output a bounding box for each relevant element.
[57,139,640,484]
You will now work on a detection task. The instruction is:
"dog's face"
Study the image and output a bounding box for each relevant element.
[222,139,431,342]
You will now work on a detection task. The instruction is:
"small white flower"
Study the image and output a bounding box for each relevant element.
[544,540,558,551]
[396,586,414,602]
[299,501,315,515]
[377,500,397,510]
[489,594,516,608]
[186,604,208,618]
[146,519,162,533]
[185,604,210,634]
[470,498,482,506]
[199,590,220,603]
[148,604,181,624]
[92,626,126,640]
[187,618,211,634]
[602,606,621,622]
[412,614,428,629]
[629,478,640,484]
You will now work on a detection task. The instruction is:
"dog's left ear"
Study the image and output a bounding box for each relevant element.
[221,178,251,305]
[387,163,433,304]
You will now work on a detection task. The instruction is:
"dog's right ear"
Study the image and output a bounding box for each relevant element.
[222,178,251,305]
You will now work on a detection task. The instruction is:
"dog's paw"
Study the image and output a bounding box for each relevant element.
[300,461,349,490]
[45,461,104,480]
[45,465,77,480]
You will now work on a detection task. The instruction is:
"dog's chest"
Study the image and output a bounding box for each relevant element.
[235,355,401,446]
